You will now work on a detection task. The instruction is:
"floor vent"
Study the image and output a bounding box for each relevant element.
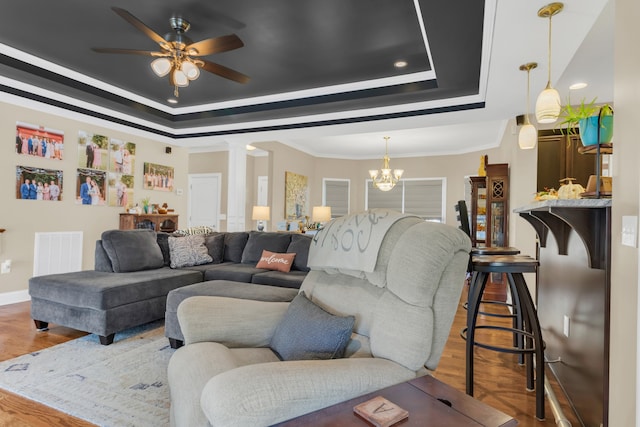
[33,232,83,277]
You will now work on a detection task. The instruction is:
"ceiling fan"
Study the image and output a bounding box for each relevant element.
[92,7,249,98]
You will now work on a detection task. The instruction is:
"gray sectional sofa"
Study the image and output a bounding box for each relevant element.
[29,229,311,345]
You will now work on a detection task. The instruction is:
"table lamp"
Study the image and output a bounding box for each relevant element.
[252,206,270,231]
[312,206,332,229]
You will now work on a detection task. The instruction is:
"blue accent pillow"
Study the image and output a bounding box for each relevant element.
[270,292,355,361]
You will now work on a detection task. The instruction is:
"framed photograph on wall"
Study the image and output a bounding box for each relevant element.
[16,166,63,201]
[284,171,308,219]
[78,131,108,171]
[76,168,107,206]
[16,122,64,160]
[143,162,174,191]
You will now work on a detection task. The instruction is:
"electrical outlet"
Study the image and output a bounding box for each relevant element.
[563,315,570,338]
[0,260,11,274]
[622,216,638,247]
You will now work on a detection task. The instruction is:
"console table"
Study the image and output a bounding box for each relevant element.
[274,375,517,426]
[119,213,178,232]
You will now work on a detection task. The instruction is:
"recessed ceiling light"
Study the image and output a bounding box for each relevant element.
[167,98,178,104]
[569,82,588,90]
[394,60,408,68]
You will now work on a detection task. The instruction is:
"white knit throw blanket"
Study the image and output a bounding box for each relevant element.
[308,209,416,273]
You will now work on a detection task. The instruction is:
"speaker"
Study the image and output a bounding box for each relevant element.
[515,114,525,126]
[165,146,172,154]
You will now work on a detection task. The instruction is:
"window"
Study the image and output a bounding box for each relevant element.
[322,179,350,218]
[366,178,445,222]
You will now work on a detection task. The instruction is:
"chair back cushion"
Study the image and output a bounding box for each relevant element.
[301,213,470,371]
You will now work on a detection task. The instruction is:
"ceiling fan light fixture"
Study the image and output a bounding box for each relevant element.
[151,58,172,77]
[173,69,189,87]
[181,60,200,80]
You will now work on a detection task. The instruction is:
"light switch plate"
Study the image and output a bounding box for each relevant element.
[622,216,638,248]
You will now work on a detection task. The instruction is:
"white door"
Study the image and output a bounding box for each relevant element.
[188,173,221,230]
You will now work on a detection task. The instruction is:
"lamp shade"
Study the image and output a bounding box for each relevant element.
[312,206,332,223]
[150,58,172,77]
[181,60,200,80]
[252,206,270,221]
[173,69,189,87]
[518,123,537,149]
[535,87,561,123]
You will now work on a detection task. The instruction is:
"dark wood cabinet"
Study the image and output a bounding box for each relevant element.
[469,163,509,302]
[119,213,178,232]
[537,130,598,192]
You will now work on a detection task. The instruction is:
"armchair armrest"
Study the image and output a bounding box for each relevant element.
[200,357,416,427]
[177,296,290,347]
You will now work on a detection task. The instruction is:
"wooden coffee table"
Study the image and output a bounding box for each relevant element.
[274,375,518,426]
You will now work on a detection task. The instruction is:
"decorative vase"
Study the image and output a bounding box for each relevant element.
[578,115,613,146]
[143,205,149,213]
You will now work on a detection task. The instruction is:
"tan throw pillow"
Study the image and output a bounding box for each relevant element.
[168,234,213,268]
[256,250,296,272]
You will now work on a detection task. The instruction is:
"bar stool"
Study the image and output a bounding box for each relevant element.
[461,254,545,421]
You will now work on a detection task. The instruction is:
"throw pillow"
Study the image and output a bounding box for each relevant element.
[270,292,355,361]
[256,250,296,272]
[241,231,292,264]
[168,234,213,268]
[173,225,215,236]
[204,233,225,264]
[100,229,164,273]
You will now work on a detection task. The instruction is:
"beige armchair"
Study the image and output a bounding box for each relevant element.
[168,211,471,427]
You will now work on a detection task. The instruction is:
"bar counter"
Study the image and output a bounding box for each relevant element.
[515,199,611,427]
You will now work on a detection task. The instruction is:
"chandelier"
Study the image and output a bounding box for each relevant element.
[369,137,404,192]
[151,55,202,98]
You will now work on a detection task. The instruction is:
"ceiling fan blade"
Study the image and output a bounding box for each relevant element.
[186,34,244,56]
[91,47,166,57]
[111,7,168,47]
[201,60,250,84]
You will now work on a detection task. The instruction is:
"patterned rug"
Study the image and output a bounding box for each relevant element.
[0,321,173,427]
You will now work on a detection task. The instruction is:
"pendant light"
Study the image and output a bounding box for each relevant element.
[535,2,564,124]
[519,62,538,149]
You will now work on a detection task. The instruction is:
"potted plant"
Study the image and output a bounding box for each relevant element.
[141,196,151,213]
[558,97,614,146]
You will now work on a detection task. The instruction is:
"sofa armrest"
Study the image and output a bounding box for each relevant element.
[177,296,290,347]
[200,357,416,427]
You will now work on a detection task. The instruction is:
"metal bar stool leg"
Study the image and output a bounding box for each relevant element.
[513,272,545,421]
[506,272,525,365]
[465,271,489,396]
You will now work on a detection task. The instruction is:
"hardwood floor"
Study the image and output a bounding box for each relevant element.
[0,291,581,427]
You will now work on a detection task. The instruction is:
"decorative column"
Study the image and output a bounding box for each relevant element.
[225,143,247,231]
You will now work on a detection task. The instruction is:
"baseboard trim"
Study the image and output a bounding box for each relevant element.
[0,290,30,306]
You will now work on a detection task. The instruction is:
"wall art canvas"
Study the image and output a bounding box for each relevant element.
[16,166,63,201]
[16,122,64,160]
[143,162,174,192]
[284,171,308,219]
[108,172,134,208]
[109,139,135,175]
[78,131,108,171]
[76,168,107,206]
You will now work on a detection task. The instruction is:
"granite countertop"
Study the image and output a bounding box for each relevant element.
[514,198,612,213]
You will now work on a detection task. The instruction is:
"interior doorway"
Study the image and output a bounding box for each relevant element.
[188,173,221,230]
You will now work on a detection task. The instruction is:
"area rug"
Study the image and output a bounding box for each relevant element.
[0,321,173,427]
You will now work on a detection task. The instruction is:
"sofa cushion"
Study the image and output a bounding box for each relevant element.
[255,250,296,272]
[251,270,307,289]
[156,232,172,267]
[287,234,312,272]
[203,264,268,283]
[169,235,213,269]
[241,232,292,264]
[223,232,249,263]
[94,240,113,272]
[270,292,355,361]
[204,233,225,264]
[100,229,164,273]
